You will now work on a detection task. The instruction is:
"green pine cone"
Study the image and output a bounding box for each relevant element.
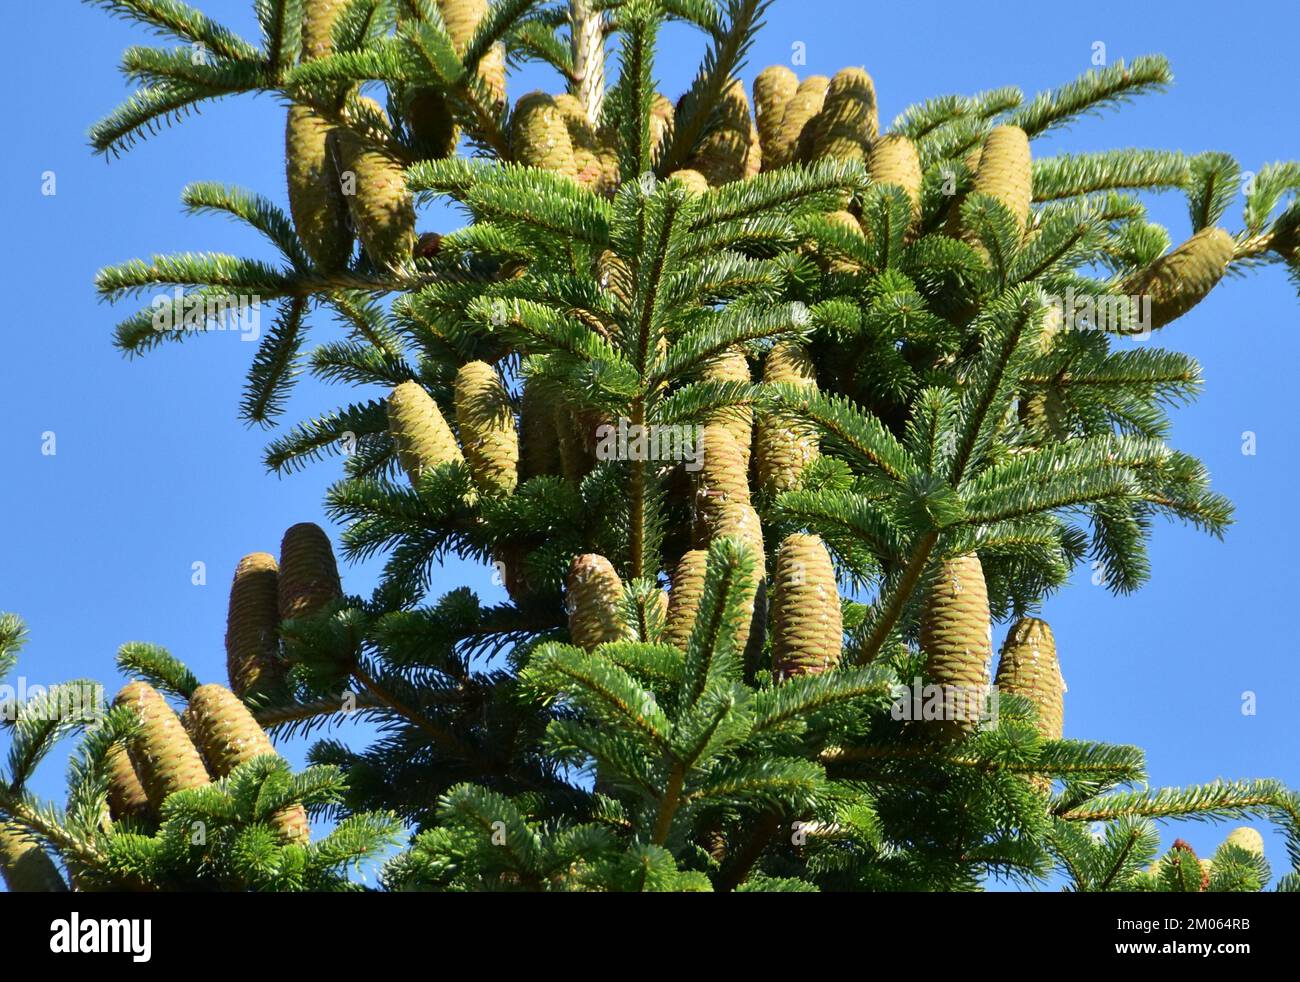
[806,67,877,164]
[869,133,922,224]
[755,341,819,495]
[965,125,1033,238]
[1223,827,1265,856]
[566,554,631,650]
[704,347,753,475]
[387,380,464,486]
[771,533,843,678]
[278,522,343,623]
[182,684,309,843]
[510,91,578,177]
[665,549,709,650]
[106,743,151,824]
[650,93,675,163]
[554,93,606,190]
[0,823,67,892]
[335,99,416,270]
[993,617,1064,740]
[753,65,799,167]
[769,75,828,170]
[114,682,211,813]
[303,0,348,61]
[1120,227,1235,330]
[688,79,753,186]
[921,553,993,734]
[519,376,561,481]
[454,361,519,495]
[285,105,353,272]
[669,169,711,195]
[225,551,286,701]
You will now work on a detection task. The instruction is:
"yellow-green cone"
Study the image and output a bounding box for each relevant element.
[771,533,842,678]
[387,380,464,486]
[650,93,675,162]
[285,105,353,272]
[963,125,1033,239]
[994,617,1064,740]
[519,377,561,480]
[182,684,309,843]
[0,823,67,892]
[695,423,752,545]
[699,501,763,652]
[554,93,606,190]
[335,99,416,270]
[704,347,752,475]
[225,552,285,701]
[1223,827,1265,856]
[1120,227,1235,330]
[921,554,992,734]
[869,133,922,225]
[106,743,151,824]
[755,341,819,495]
[806,67,877,164]
[669,169,710,195]
[114,682,211,812]
[567,554,630,650]
[303,0,348,61]
[454,361,519,495]
[278,522,343,623]
[688,79,753,186]
[665,549,709,650]
[510,91,578,177]
[438,0,505,108]
[770,75,828,169]
[753,65,799,167]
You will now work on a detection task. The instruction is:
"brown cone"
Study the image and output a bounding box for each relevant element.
[225,552,285,701]
[771,533,842,678]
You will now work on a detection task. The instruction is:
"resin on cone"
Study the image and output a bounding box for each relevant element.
[665,549,709,650]
[510,92,578,177]
[770,75,828,169]
[755,341,820,495]
[993,617,1064,740]
[806,68,877,164]
[753,65,799,165]
[387,380,464,485]
[454,361,520,495]
[225,551,285,701]
[920,554,993,734]
[334,98,416,270]
[182,684,310,843]
[0,823,67,892]
[771,534,843,678]
[567,554,630,650]
[114,682,211,812]
[1120,227,1235,330]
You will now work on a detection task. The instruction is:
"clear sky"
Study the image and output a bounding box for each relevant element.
[2,0,1297,889]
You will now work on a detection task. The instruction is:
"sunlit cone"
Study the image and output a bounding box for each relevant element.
[387,380,464,486]
[1120,227,1235,330]
[697,422,751,508]
[806,67,877,164]
[700,502,763,652]
[519,377,561,480]
[438,0,507,109]
[869,133,922,224]
[961,125,1032,241]
[278,522,343,624]
[650,93,675,161]
[285,108,353,273]
[753,65,799,165]
[567,554,630,650]
[704,347,752,475]
[334,99,416,270]
[225,551,285,701]
[994,617,1064,740]
[687,79,753,186]
[665,549,708,650]
[755,341,820,495]
[404,87,460,161]
[1018,307,1067,440]
[1223,827,1265,856]
[510,92,578,178]
[770,75,828,169]
[669,169,710,195]
[771,534,842,678]
[554,93,606,190]
[106,743,150,824]
[182,684,309,843]
[303,0,349,61]
[0,823,66,892]
[824,210,864,272]
[746,123,762,178]
[921,554,993,735]
[454,361,519,495]
[114,682,211,812]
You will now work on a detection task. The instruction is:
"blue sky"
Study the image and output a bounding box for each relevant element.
[2,0,1297,888]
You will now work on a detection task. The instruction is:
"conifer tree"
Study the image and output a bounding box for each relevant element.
[5,0,1300,892]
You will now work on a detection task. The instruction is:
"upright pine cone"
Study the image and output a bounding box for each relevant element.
[387,380,464,485]
[920,554,993,734]
[278,522,343,623]
[554,93,607,190]
[439,0,505,107]
[567,554,630,650]
[285,106,353,273]
[769,75,828,169]
[669,169,711,195]
[687,79,753,186]
[805,67,877,164]
[334,99,416,270]
[0,823,67,892]
[650,93,675,161]
[183,684,310,843]
[755,341,819,495]
[114,682,211,812]
[704,347,753,475]
[510,92,578,177]
[519,376,561,480]
[695,423,752,544]
[993,617,1064,740]
[753,65,799,166]
[869,134,922,226]
[665,549,709,650]
[1224,827,1265,856]
[454,361,520,495]
[106,743,151,824]
[1120,227,1235,330]
[700,502,764,653]
[771,534,843,678]
[960,125,1033,240]
[225,552,285,701]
